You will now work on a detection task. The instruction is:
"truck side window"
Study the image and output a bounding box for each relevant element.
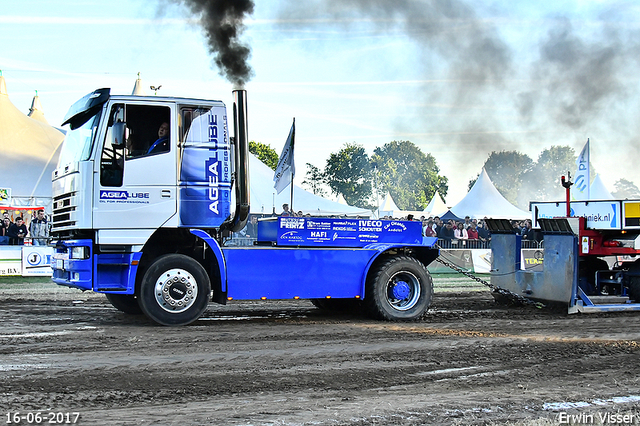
[125,105,171,158]
[100,105,126,187]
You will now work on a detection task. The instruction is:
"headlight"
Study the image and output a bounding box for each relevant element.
[70,246,89,259]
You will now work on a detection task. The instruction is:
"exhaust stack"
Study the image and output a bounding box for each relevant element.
[220,89,250,233]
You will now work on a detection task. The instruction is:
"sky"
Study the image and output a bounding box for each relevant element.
[1,0,640,207]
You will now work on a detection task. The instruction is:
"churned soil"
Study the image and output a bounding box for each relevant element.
[1,280,639,425]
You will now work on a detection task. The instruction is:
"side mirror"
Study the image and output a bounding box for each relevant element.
[111,122,127,148]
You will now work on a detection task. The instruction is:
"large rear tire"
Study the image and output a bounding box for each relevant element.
[105,293,143,315]
[364,256,433,321]
[627,260,640,302]
[138,254,211,326]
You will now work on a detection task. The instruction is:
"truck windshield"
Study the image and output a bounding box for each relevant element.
[57,109,103,166]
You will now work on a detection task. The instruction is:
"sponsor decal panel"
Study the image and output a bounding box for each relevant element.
[277,217,423,247]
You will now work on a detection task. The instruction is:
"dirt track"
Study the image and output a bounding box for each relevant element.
[1,279,640,426]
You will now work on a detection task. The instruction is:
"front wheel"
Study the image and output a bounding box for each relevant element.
[138,254,211,326]
[105,293,143,315]
[364,256,433,321]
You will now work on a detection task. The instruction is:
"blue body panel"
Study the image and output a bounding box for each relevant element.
[178,107,233,228]
[51,239,142,293]
[51,225,439,300]
[51,239,94,291]
[222,247,377,300]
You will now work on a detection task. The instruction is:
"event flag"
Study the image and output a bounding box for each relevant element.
[573,139,590,200]
[273,119,295,194]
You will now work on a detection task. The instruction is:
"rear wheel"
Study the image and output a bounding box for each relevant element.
[138,254,211,326]
[105,293,142,315]
[627,260,640,302]
[364,256,433,321]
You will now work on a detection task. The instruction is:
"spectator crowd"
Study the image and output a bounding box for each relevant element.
[0,210,50,246]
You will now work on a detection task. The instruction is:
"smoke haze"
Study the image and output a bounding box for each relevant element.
[273,0,640,204]
[161,0,640,204]
[170,0,254,87]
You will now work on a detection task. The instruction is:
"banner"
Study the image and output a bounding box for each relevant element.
[0,187,10,203]
[0,247,21,276]
[273,120,295,194]
[573,139,590,200]
[21,246,54,276]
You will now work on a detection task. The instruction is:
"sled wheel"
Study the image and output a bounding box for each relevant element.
[627,260,640,302]
[105,293,143,315]
[138,254,211,326]
[364,255,433,321]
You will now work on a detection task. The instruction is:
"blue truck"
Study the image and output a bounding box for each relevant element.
[50,89,439,325]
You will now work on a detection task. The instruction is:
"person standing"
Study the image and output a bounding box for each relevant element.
[281,204,292,216]
[30,210,49,246]
[0,217,10,245]
[7,217,27,245]
[438,221,455,248]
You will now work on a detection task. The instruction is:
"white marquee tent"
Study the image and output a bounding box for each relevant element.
[0,74,64,207]
[589,174,614,200]
[375,192,400,218]
[423,191,448,217]
[248,153,371,217]
[449,169,530,220]
[375,192,426,219]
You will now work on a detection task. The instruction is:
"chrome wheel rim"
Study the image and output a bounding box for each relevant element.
[154,268,198,313]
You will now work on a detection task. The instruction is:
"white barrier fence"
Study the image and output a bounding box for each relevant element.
[0,246,53,276]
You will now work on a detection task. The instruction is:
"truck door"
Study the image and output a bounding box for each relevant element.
[93,102,177,233]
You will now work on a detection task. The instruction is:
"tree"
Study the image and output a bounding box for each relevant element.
[474,150,534,208]
[613,178,640,199]
[249,141,278,170]
[324,143,373,208]
[371,140,447,211]
[525,145,577,204]
[302,163,327,196]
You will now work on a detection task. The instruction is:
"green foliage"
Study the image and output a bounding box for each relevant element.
[371,140,448,211]
[302,163,327,196]
[525,145,577,203]
[613,178,640,199]
[471,150,534,207]
[249,141,278,171]
[472,145,603,208]
[324,143,373,208]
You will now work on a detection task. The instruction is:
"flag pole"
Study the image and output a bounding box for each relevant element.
[290,118,295,213]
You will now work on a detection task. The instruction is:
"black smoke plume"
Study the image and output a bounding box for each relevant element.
[172,0,254,87]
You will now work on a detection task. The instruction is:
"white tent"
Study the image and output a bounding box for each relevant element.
[423,190,448,217]
[589,174,614,200]
[248,154,371,217]
[0,74,64,207]
[449,168,530,220]
[374,192,425,219]
[376,192,400,217]
[132,73,147,96]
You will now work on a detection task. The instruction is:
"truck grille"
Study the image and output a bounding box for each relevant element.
[52,192,76,229]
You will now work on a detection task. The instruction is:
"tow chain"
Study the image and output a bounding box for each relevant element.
[434,245,546,309]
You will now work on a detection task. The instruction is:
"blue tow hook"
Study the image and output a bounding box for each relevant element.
[392,280,411,300]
